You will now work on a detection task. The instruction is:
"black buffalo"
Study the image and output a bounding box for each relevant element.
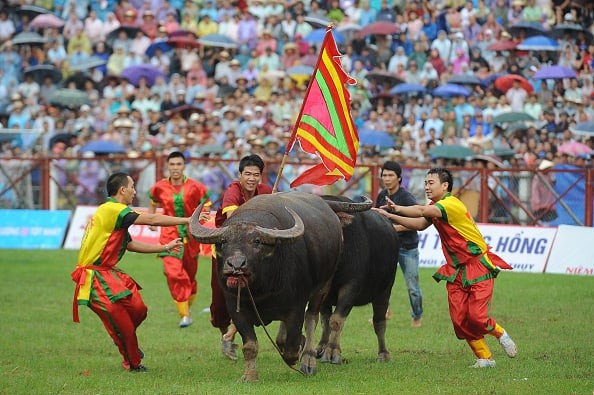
[318,195,400,364]
[189,191,371,382]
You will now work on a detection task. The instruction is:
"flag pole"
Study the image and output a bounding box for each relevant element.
[272,24,334,193]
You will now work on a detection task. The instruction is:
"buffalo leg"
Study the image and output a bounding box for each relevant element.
[371,296,391,362]
[275,321,287,353]
[300,308,319,375]
[316,303,332,358]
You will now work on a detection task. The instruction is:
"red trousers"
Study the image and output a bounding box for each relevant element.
[89,275,147,368]
[162,249,198,302]
[210,256,231,330]
[446,270,497,341]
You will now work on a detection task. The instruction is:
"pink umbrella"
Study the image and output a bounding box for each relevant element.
[557,141,593,157]
[30,13,64,29]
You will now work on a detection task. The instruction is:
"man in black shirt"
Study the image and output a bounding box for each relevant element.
[375,161,424,327]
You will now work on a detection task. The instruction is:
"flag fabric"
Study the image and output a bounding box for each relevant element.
[288,27,359,188]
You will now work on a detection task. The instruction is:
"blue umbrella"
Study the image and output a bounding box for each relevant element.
[447,74,483,86]
[507,22,547,38]
[533,65,577,80]
[389,83,426,95]
[80,140,126,154]
[432,84,471,98]
[120,64,167,87]
[358,129,394,148]
[145,41,172,58]
[517,36,560,51]
[481,73,505,87]
[303,28,345,44]
[569,122,594,137]
[69,56,108,72]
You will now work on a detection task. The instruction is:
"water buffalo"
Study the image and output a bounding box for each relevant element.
[318,195,400,364]
[189,191,372,382]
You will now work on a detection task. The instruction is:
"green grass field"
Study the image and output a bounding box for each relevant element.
[1,250,593,394]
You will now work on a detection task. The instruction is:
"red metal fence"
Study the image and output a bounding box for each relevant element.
[1,156,591,227]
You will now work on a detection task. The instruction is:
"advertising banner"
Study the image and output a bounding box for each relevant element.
[545,225,594,276]
[418,224,557,273]
[0,209,70,249]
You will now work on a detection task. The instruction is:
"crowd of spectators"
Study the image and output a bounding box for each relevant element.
[0,0,593,175]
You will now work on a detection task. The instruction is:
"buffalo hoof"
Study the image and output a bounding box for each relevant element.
[315,345,327,359]
[240,372,259,383]
[320,347,342,364]
[376,351,391,362]
[300,351,318,376]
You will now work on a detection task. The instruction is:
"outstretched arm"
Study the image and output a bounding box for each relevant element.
[134,212,191,227]
[372,208,433,231]
[127,237,183,254]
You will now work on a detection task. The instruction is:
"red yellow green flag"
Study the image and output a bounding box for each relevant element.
[288,26,359,188]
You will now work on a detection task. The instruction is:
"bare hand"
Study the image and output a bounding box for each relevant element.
[371,207,391,219]
[381,196,398,212]
[164,238,183,254]
[198,210,211,223]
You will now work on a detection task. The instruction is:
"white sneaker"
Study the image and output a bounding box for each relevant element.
[179,316,193,328]
[470,358,496,368]
[499,331,518,358]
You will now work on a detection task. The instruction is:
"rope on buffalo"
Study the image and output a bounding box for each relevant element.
[243,282,306,376]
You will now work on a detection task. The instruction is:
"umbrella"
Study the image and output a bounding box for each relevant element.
[432,83,471,98]
[494,74,534,94]
[30,13,65,29]
[194,144,227,155]
[447,74,483,86]
[492,112,535,123]
[358,129,394,148]
[145,41,172,57]
[168,104,204,119]
[389,83,426,95]
[167,35,200,49]
[80,140,127,155]
[481,73,505,87]
[69,56,108,72]
[49,89,90,108]
[120,64,167,87]
[358,21,399,37]
[517,36,560,51]
[365,71,403,86]
[303,16,331,29]
[23,64,62,84]
[169,29,197,38]
[569,122,594,137]
[11,31,46,46]
[557,141,593,157]
[492,147,517,158]
[62,72,97,90]
[287,65,314,86]
[429,144,474,159]
[106,25,142,47]
[533,65,577,80]
[15,5,51,17]
[473,154,506,168]
[487,41,517,51]
[197,34,238,49]
[507,22,548,38]
[549,23,594,42]
[303,28,345,44]
[336,23,361,42]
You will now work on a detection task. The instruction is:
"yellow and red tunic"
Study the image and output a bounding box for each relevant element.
[71,198,140,322]
[149,177,211,259]
[214,181,273,227]
[431,193,512,286]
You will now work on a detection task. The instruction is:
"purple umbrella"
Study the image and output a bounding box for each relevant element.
[533,65,577,80]
[120,64,167,87]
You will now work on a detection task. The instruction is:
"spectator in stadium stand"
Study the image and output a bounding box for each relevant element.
[71,172,197,372]
[372,167,518,368]
[147,151,212,328]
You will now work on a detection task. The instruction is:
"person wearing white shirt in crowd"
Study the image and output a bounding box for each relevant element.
[102,12,120,37]
[218,13,239,42]
[419,62,439,86]
[250,0,268,21]
[523,92,543,121]
[388,46,408,73]
[563,78,582,103]
[150,48,171,74]
[431,30,451,65]
[505,79,528,112]
[17,75,40,103]
[280,12,297,40]
[47,40,68,67]
[294,14,313,38]
[130,30,151,58]
[63,10,84,41]
[424,108,444,139]
[448,32,469,64]
[0,9,15,43]
[84,10,105,44]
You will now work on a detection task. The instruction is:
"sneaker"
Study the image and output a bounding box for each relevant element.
[498,331,518,358]
[179,316,193,328]
[470,358,496,368]
[129,364,148,373]
[412,318,422,328]
[222,338,238,361]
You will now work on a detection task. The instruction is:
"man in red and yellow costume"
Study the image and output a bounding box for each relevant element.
[71,172,198,372]
[373,167,518,368]
[148,151,211,328]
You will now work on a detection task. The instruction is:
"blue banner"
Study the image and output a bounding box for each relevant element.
[0,210,71,249]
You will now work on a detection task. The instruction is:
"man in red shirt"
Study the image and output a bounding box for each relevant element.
[148,151,211,327]
[211,154,272,360]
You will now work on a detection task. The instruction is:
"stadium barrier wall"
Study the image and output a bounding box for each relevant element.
[0,209,70,249]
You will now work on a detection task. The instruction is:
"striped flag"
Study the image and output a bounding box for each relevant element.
[287,26,359,188]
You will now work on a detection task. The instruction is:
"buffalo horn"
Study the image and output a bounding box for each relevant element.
[323,196,373,213]
[189,199,226,243]
[254,206,305,244]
